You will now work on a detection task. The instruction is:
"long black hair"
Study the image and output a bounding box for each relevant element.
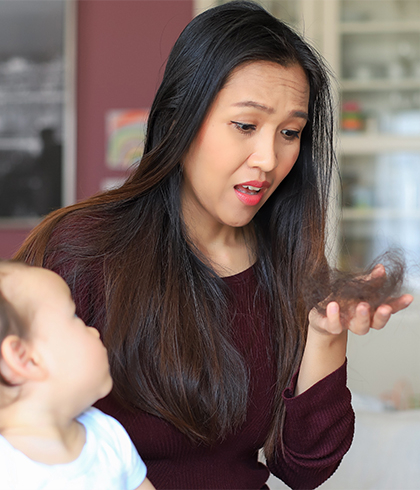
[15,1,336,457]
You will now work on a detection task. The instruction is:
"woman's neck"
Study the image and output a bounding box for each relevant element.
[186,221,257,277]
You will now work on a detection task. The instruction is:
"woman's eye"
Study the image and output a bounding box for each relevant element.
[231,121,256,134]
[281,129,300,140]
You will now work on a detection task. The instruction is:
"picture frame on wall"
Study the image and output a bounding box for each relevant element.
[106,109,149,171]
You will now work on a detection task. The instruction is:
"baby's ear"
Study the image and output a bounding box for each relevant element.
[0,336,46,384]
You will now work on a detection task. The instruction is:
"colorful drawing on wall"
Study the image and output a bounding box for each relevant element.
[106,109,149,170]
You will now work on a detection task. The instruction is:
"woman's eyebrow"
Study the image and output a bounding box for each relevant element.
[232,101,308,121]
[291,110,309,121]
[232,100,275,114]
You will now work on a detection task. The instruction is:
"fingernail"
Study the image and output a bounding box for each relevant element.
[329,303,338,314]
[380,307,391,317]
[359,303,369,315]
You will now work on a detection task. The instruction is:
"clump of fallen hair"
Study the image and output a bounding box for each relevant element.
[304,250,406,328]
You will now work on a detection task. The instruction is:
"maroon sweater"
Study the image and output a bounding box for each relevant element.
[50,257,354,489]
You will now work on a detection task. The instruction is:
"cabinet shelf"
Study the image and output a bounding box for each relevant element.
[341,78,420,92]
[342,208,420,220]
[339,134,420,155]
[340,20,420,34]
[0,137,41,153]
[0,90,63,104]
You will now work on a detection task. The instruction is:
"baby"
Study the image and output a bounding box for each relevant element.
[0,260,155,490]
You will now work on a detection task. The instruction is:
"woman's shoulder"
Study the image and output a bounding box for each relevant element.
[45,208,109,258]
[43,210,105,275]
[49,209,102,239]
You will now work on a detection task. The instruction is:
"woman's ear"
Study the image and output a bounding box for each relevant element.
[0,335,46,384]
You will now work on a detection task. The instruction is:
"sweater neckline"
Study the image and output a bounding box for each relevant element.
[221,263,255,285]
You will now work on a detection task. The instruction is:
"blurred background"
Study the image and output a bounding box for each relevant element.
[0,1,420,487]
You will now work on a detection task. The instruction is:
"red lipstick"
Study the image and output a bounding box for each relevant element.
[234,180,270,206]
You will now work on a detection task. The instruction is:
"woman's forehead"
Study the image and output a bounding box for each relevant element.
[214,61,309,113]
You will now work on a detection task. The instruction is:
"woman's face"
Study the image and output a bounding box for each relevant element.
[181,60,310,233]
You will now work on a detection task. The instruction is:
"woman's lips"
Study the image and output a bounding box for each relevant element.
[234,181,270,206]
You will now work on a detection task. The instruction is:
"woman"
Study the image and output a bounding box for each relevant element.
[15,2,412,489]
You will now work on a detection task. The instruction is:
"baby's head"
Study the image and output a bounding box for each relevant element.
[0,261,112,413]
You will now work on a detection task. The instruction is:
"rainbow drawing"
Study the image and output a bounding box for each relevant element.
[106,109,149,169]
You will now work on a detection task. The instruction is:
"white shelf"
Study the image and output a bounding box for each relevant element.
[342,208,420,220]
[339,134,420,155]
[0,137,41,153]
[340,20,420,34]
[341,78,420,92]
[0,90,63,104]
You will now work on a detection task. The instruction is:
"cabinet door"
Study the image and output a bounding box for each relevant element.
[325,0,420,401]
[0,0,76,225]
[337,1,420,284]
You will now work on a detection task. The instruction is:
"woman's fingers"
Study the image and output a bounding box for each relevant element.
[360,263,386,283]
[325,302,342,334]
[310,293,413,337]
[370,294,413,329]
[309,263,413,337]
[348,302,371,335]
[343,294,413,334]
[370,304,392,330]
[370,263,385,279]
[387,294,413,313]
[308,301,343,335]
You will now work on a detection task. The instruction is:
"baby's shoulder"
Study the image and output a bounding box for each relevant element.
[78,407,132,451]
[79,407,124,432]
[77,407,146,483]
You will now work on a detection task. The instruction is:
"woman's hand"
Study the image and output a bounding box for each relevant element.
[308,264,413,337]
[296,264,413,396]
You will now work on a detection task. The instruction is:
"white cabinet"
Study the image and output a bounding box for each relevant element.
[332,1,420,285]
[322,0,420,401]
[0,0,76,224]
[298,0,420,400]
[271,0,420,398]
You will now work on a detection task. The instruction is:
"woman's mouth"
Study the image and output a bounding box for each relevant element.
[236,184,262,195]
[234,181,269,206]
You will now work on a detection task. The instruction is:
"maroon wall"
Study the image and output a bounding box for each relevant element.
[0,0,193,258]
[0,229,34,259]
[76,0,193,199]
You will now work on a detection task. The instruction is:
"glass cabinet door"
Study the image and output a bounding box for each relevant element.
[328,0,420,401]
[337,0,420,291]
[0,0,75,224]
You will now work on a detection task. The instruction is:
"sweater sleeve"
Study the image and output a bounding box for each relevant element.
[267,360,354,490]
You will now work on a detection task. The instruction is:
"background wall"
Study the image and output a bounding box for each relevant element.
[0,0,193,258]
[76,0,192,199]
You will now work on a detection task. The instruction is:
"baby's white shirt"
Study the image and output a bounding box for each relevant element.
[0,407,147,490]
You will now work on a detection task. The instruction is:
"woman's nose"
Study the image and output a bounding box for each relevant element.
[247,137,277,172]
